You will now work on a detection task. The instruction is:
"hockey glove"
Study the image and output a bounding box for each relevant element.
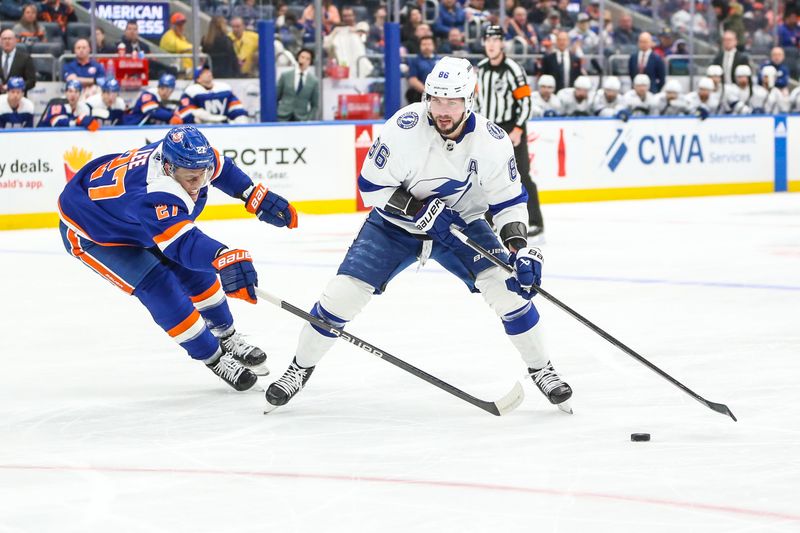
[505,246,543,299]
[616,109,630,122]
[412,197,466,249]
[543,109,558,118]
[695,107,709,121]
[212,248,258,304]
[245,183,298,229]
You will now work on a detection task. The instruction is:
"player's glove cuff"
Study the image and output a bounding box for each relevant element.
[245,183,298,229]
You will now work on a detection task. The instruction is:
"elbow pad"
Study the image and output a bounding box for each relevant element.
[383,188,424,217]
[500,221,527,251]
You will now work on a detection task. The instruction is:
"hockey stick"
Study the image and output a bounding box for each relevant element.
[449,227,737,422]
[253,287,525,416]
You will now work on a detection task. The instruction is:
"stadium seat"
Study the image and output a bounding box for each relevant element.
[41,22,62,43]
[31,40,64,57]
[256,4,274,20]
[66,22,91,51]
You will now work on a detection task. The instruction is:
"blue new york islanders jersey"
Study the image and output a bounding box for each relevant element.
[0,95,34,128]
[178,82,247,122]
[124,88,176,125]
[38,100,81,128]
[58,140,254,272]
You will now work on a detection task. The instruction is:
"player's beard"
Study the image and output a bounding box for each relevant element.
[433,112,465,136]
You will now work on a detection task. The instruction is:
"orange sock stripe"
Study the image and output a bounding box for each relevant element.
[167,309,202,338]
[190,279,224,307]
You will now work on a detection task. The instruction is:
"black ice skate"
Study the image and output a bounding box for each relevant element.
[206,352,258,391]
[220,330,269,376]
[529,361,573,414]
[264,358,315,412]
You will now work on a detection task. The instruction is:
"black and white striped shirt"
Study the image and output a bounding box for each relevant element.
[475,56,532,129]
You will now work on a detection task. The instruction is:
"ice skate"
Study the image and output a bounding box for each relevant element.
[529,361,573,414]
[264,358,315,412]
[206,351,258,391]
[220,330,269,376]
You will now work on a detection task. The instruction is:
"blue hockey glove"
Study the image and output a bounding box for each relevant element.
[245,183,298,229]
[505,246,544,299]
[543,109,558,118]
[412,197,466,249]
[616,109,630,122]
[751,107,766,115]
[696,107,709,121]
[212,248,258,304]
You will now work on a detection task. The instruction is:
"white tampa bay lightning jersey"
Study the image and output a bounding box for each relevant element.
[590,92,626,117]
[358,102,527,235]
[557,88,593,116]
[530,92,563,116]
[685,91,720,115]
[653,93,689,116]
[623,89,658,116]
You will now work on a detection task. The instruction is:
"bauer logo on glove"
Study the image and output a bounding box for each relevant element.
[506,246,544,299]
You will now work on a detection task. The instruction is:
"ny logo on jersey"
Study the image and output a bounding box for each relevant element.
[204,99,227,115]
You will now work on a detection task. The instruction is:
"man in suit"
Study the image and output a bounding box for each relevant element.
[277,48,318,122]
[628,31,666,93]
[712,30,750,85]
[540,31,583,91]
[0,29,36,94]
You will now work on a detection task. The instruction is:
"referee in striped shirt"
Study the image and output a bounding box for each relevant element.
[476,25,544,237]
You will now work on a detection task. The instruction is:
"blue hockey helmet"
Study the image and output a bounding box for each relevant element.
[193,64,211,81]
[158,73,176,88]
[102,78,121,93]
[161,126,215,171]
[7,77,25,91]
[65,79,82,92]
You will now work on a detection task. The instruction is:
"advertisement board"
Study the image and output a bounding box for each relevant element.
[79,1,170,41]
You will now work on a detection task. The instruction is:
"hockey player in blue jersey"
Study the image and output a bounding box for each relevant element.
[58,126,298,391]
[38,80,99,130]
[0,77,34,128]
[124,74,183,126]
[264,57,572,412]
[177,65,248,124]
[80,78,127,126]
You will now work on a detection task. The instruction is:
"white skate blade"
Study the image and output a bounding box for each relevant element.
[263,402,280,415]
[247,362,270,377]
[556,401,573,414]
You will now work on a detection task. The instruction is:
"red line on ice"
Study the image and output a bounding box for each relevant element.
[2,463,798,522]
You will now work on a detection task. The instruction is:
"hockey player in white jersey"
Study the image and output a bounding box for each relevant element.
[558,75,593,116]
[788,84,800,113]
[530,75,563,117]
[654,79,689,116]
[729,65,768,114]
[79,78,127,126]
[178,64,249,124]
[590,76,628,118]
[0,77,34,128]
[622,74,658,116]
[759,65,788,114]
[685,77,719,119]
[264,57,572,412]
[705,64,730,113]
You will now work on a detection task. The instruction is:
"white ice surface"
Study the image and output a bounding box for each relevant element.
[1,194,799,532]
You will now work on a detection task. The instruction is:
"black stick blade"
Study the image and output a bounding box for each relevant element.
[705,400,737,422]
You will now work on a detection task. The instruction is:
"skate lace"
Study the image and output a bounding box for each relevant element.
[213,355,246,383]
[530,364,563,395]
[273,364,307,396]
[222,332,251,357]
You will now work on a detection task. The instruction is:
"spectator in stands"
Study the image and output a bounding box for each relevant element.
[747,11,774,54]
[628,31,665,92]
[586,0,602,31]
[277,47,318,121]
[401,7,423,45]
[302,0,341,36]
[0,76,34,128]
[528,0,553,26]
[13,4,46,46]
[94,27,115,54]
[540,10,562,40]
[160,12,193,75]
[405,35,437,103]
[712,0,746,48]
[277,13,304,54]
[404,22,432,54]
[465,0,492,24]
[275,3,288,27]
[439,27,467,55]
[62,38,105,89]
[760,46,789,91]
[612,13,638,50]
[232,0,258,29]
[777,9,800,48]
[368,6,387,52]
[433,0,466,39]
[202,16,240,78]
[671,0,709,36]
[712,30,749,84]
[568,13,599,54]
[541,30,583,91]
[653,28,674,58]
[1,28,36,93]
[119,20,151,56]
[324,7,372,78]
[555,0,574,27]
[229,16,259,77]
[38,0,76,37]
[507,6,539,50]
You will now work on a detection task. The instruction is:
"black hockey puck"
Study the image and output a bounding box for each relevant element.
[631,433,651,442]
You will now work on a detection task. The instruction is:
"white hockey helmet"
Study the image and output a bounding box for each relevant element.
[734,64,752,78]
[706,64,723,77]
[633,73,651,88]
[574,76,592,90]
[761,65,777,88]
[602,76,621,92]
[697,77,715,91]
[664,79,682,94]
[538,74,556,88]
[424,56,477,118]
